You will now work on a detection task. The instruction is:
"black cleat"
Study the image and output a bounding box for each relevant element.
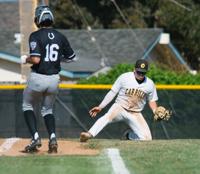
[48,138,58,154]
[121,129,140,140]
[121,129,131,140]
[24,138,42,153]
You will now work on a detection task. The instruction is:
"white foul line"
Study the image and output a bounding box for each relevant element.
[0,138,20,155]
[106,148,131,174]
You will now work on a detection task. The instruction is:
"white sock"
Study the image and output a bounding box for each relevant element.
[50,133,56,139]
[34,132,39,140]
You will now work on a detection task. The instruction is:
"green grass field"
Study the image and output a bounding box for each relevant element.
[0,139,200,174]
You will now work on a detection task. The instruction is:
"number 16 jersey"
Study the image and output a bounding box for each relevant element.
[29,28,75,75]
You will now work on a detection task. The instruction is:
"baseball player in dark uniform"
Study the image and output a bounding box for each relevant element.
[21,5,77,153]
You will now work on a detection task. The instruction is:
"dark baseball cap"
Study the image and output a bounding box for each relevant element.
[135,59,149,72]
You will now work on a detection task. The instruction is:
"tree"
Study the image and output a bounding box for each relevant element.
[155,0,200,70]
[49,0,200,70]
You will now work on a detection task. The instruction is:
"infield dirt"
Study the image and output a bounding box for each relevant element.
[0,138,99,156]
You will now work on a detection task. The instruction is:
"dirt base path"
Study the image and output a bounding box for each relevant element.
[0,138,99,156]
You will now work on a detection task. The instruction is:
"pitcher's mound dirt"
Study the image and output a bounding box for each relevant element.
[0,138,99,156]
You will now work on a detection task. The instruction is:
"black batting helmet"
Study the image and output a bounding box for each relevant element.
[34,5,54,28]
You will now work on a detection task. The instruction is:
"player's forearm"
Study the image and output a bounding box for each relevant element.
[99,90,117,109]
[148,101,157,113]
[22,55,40,64]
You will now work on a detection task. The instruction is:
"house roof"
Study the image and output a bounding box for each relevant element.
[0,28,191,77]
[60,28,163,72]
[0,27,164,73]
[0,1,190,78]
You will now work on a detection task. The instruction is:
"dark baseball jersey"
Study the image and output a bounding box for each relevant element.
[29,28,75,75]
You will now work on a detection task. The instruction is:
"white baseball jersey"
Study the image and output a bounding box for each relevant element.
[111,72,158,112]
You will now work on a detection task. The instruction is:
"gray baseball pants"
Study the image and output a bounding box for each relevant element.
[22,72,60,117]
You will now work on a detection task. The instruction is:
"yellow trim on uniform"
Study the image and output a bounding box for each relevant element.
[0,84,199,90]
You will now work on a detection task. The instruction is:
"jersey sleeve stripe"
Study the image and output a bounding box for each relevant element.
[68,53,76,59]
[30,53,41,56]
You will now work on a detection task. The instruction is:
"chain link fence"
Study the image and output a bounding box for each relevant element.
[0,89,199,139]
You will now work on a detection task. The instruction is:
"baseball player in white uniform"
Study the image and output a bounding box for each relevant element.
[80,59,158,142]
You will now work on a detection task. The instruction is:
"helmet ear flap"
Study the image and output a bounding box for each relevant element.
[34,17,39,28]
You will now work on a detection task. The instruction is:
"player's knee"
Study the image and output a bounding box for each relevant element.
[144,135,152,140]
[140,134,152,141]
[107,114,114,122]
[134,132,152,141]
[41,109,53,117]
[22,103,33,111]
[41,108,53,117]
[99,114,112,124]
[107,112,118,122]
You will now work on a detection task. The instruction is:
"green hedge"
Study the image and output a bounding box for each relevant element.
[78,64,200,85]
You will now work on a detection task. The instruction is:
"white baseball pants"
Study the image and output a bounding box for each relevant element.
[88,103,152,140]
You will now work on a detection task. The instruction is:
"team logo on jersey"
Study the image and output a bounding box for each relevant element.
[48,33,55,40]
[125,88,145,99]
[30,41,37,50]
[140,63,145,68]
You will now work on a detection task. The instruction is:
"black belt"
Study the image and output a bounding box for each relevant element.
[123,108,140,113]
[31,70,58,75]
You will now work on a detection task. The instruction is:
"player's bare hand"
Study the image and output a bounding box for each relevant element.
[89,106,102,117]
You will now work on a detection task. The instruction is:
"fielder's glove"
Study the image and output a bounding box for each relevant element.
[153,106,172,121]
[21,55,28,64]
